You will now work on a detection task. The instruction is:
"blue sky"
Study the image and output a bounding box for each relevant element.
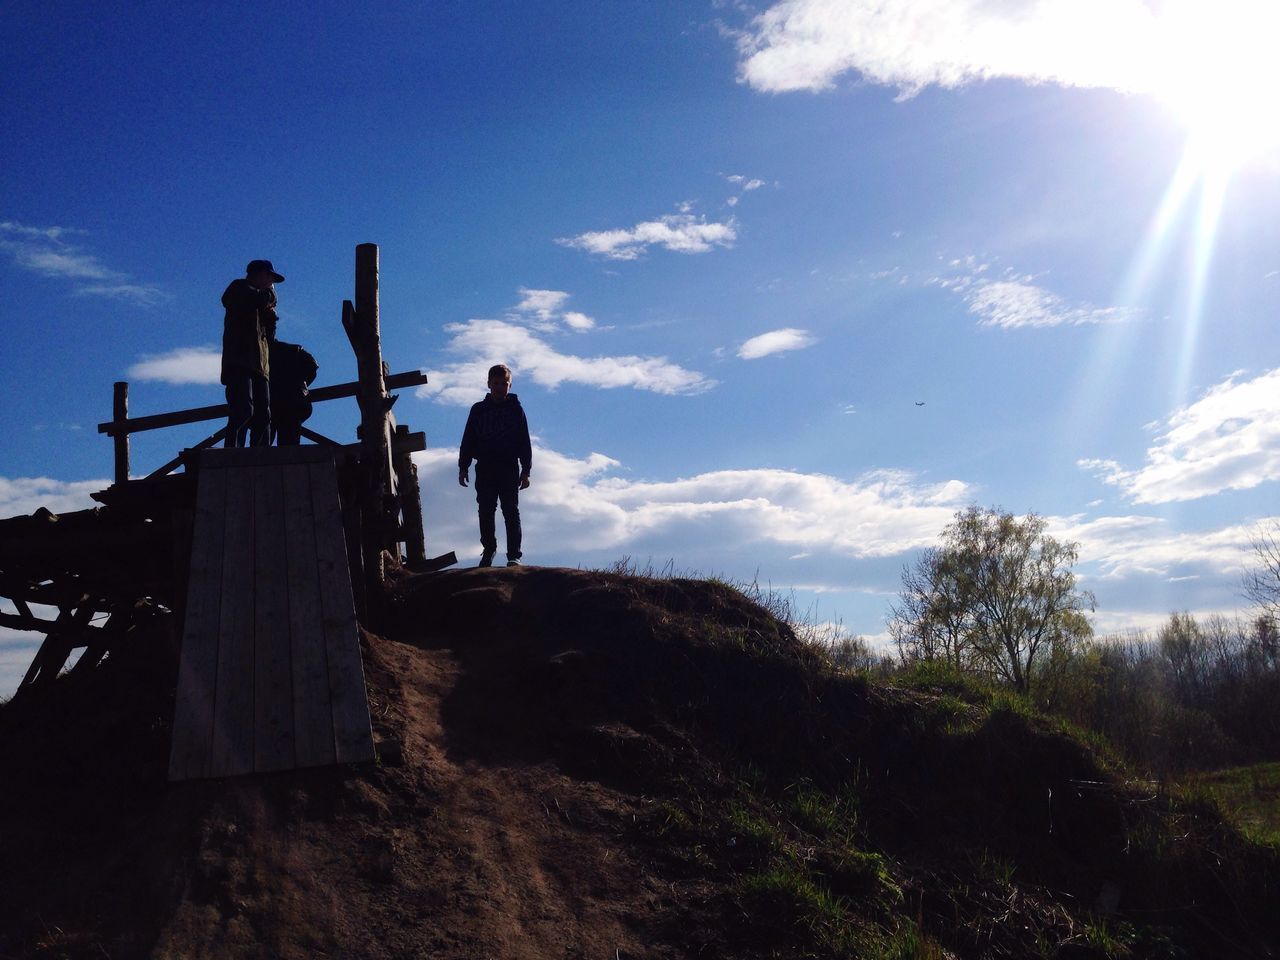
[5,0,1280,695]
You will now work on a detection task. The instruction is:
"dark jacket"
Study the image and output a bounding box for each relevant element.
[267,339,319,425]
[220,279,275,383]
[459,394,532,476]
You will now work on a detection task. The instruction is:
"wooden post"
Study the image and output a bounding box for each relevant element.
[394,424,426,564]
[113,382,130,485]
[345,243,394,596]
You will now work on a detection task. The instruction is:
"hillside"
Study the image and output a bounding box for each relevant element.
[0,565,1277,959]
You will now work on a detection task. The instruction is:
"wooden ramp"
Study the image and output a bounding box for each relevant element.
[169,446,375,781]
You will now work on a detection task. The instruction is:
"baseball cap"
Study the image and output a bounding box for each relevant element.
[246,259,285,282]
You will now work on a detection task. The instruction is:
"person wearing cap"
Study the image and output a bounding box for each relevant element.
[221,259,283,447]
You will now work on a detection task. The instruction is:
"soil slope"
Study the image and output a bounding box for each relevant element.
[0,566,1276,959]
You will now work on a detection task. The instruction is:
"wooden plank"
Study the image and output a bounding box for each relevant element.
[97,371,429,435]
[340,475,368,621]
[209,465,257,778]
[252,464,295,773]
[168,466,229,781]
[201,445,335,470]
[282,462,335,768]
[310,459,375,764]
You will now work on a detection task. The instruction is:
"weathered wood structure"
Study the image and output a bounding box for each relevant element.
[0,243,451,778]
[169,446,374,779]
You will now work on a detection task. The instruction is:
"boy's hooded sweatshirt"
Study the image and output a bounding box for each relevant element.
[459,393,532,476]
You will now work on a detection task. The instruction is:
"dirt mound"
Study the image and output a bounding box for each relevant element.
[0,566,1277,958]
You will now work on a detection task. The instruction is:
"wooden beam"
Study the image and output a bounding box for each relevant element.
[19,610,73,688]
[70,607,129,677]
[0,610,55,633]
[145,426,228,480]
[33,604,98,685]
[408,551,458,573]
[394,425,425,564]
[298,425,342,447]
[0,575,104,609]
[113,382,130,485]
[0,523,169,566]
[97,370,429,436]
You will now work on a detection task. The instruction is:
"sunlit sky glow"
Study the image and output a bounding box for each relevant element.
[3,1,1280,696]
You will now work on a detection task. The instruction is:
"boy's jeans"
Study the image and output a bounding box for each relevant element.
[225,374,271,447]
[475,460,522,561]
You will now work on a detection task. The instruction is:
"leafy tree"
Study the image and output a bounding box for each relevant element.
[890,506,1094,695]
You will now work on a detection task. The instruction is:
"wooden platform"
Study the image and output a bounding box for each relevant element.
[168,446,375,781]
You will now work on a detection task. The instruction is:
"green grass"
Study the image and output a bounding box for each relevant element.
[1190,761,1280,844]
[736,863,860,955]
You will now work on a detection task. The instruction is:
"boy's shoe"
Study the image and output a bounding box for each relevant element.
[478,552,495,568]
[506,559,522,567]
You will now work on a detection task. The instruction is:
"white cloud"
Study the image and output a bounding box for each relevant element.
[724,174,770,208]
[1080,368,1280,503]
[965,279,1138,329]
[924,259,1140,330]
[557,213,737,260]
[511,288,594,331]
[0,476,106,517]
[1053,512,1258,581]
[12,246,117,281]
[0,220,165,305]
[0,221,84,242]
[127,346,222,385]
[733,0,1162,96]
[738,328,817,359]
[421,445,971,560]
[562,311,596,331]
[417,319,715,406]
[1088,608,1227,639]
[514,288,570,321]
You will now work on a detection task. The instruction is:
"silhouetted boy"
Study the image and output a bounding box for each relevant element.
[458,364,532,567]
[264,317,319,446]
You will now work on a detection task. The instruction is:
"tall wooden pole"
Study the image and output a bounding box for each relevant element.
[350,243,394,593]
[112,382,130,486]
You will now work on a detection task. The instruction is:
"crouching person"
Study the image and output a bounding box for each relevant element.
[458,364,532,567]
[265,317,319,445]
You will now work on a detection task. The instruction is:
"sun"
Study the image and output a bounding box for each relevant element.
[1148,1,1280,175]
